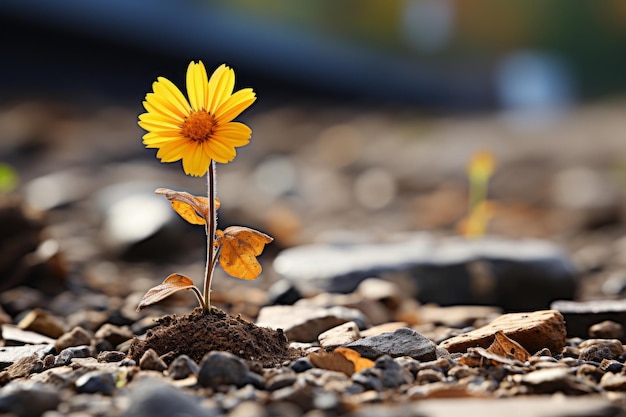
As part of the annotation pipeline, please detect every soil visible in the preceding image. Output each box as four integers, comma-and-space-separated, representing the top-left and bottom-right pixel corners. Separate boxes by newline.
128, 307, 302, 367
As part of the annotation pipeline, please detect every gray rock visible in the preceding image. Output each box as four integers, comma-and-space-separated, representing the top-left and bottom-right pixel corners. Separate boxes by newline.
1, 324, 55, 345
54, 326, 92, 352
167, 354, 199, 380
122, 379, 214, 417
0, 344, 55, 370
256, 305, 367, 343
355, 356, 414, 389
265, 368, 297, 391
290, 358, 313, 373
54, 345, 91, 366
274, 234, 576, 311
75, 370, 116, 395
197, 351, 251, 388
0, 381, 60, 417
346, 328, 437, 361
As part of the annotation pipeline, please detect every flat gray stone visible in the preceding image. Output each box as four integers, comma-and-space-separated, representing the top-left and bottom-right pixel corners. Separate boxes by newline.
0, 344, 55, 370
346, 328, 436, 361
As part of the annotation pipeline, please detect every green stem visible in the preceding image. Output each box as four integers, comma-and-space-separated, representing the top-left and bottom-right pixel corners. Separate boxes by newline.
203, 160, 217, 312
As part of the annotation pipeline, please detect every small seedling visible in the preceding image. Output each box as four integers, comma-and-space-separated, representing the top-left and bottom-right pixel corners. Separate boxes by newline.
136, 61, 272, 313
458, 150, 496, 238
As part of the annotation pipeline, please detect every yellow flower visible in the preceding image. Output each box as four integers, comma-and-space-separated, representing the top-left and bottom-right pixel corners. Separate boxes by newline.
138, 61, 256, 176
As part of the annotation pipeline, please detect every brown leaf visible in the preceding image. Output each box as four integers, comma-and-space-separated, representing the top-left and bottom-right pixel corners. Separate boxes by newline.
486, 330, 530, 362
216, 226, 273, 280
155, 188, 220, 225
460, 347, 523, 368
307, 347, 374, 376
136, 273, 197, 311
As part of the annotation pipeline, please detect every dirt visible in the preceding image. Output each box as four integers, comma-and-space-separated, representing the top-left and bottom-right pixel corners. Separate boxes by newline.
128, 307, 302, 367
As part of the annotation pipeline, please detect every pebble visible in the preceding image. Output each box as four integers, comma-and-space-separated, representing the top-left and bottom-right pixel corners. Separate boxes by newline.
94, 323, 134, 347
439, 310, 567, 355
514, 367, 599, 395
139, 349, 167, 372
319, 321, 361, 350
54, 326, 92, 352
600, 372, 626, 391
264, 368, 297, 391
121, 379, 214, 417
97, 350, 127, 363
0, 381, 61, 417
167, 355, 199, 380
589, 321, 624, 340
197, 351, 254, 389
578, 339, 623, 362
256, 305, 368, 343
0, 344, 55, 369
54, 345, 91, 366
290, 358, 314, 373
229, 400, 268, 417
346, 328, 437, 361
75, 370, 116, 395
16, 308, 66, 339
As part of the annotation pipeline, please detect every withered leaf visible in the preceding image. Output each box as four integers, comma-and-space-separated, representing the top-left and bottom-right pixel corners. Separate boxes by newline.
460, 347, 523, 368
216, 226, 273, 280
486, 330, 530, 362
136, 273, 197, 311
155, 188, 220, 225
307, 347, 374, 376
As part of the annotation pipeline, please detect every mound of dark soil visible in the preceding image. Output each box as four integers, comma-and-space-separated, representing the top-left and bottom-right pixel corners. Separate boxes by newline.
128, 307, 302, 367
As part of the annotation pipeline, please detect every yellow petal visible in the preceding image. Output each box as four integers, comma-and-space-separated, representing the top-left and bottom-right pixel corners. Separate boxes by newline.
144, 92, 188, 121
205, 139, 236, 163
143, 132, 184, 145
182, 143, 212, 176
156, 139, 192, 162
214, 88, 256, 124
186, 61, 209, 112
152, 77, 191, 116
207, 64, 235, 114
212, 122, 251, 146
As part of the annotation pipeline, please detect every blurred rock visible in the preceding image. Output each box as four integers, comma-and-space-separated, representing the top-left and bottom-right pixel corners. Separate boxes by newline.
139, 349, 167, 372
54, 326, 92, 352
256, 305, 368, 343
197, 351, 253, 388
418, 305, 502, 328
17, 308, 65, 339
273, 234, 577, 311
589, 321, 623, 340
551, 299, 626, 342
122, 379, 212, 417
0, 381, 60, 417
167, 355, 199, 380
75, 370, 116, 395
1, 325, 55, 345
318, 322, 361, 350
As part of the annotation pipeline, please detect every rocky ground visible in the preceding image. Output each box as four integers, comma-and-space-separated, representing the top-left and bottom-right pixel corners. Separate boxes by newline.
1, 98, 626, 416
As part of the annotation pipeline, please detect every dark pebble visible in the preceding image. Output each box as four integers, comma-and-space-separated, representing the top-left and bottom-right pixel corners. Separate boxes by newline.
121, 379, 214, 417
198, 351, 251, 388
0, 382, 60, 417
346, 328, 436, 361
75, 371, 116, 395
54, 345, 91, 366
290, 358, 314, 373
168, 355, 199, 380
97, 350, 126, 363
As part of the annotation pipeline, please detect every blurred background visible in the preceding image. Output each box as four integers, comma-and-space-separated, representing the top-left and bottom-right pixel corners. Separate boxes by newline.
1, 0, 626, 315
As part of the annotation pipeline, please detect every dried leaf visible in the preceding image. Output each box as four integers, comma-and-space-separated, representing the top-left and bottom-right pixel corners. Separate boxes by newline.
460, 347, 523, 368
216, 226, 273, 280
486, 330, 530, 362
136, 273, 197, 311
155, 188, 220, 225
307, 347, 374, 376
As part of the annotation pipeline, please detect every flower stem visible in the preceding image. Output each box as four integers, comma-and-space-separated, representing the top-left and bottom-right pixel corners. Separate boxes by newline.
203, 160, 217, 312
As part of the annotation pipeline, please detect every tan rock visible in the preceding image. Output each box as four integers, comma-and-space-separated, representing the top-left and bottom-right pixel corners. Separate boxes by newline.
318, 321, 360, 350
439, 310, 566, 355
18, 308, 65, 339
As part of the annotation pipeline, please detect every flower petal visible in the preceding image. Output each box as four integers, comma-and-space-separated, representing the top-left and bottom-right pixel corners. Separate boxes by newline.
207, 64, 235, 114
144, 92, 188, 121
183, 142, 212, 176
186, 61, 209, 112
155, 139, 192, 162
214, 88, 256, 124
212, 122, 252, 147
205, 139, 236, 163
152, 77, 191, 116
143, 132, 185, 146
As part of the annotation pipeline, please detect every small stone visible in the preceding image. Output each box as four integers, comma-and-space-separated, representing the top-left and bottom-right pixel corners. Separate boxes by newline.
5, 354, 43, 379
139, 349, 167, 372
121, 379, 209, 417
439, 310, 566, 355
54, 326, 92, 352
346, 328, 436, 361
17, 308, 65, 339
319, 321, 361, 350
416, 368, 444, 384
516, 367, 599, 395
578, 339, 623, 362
0, 381, 60, 416
229, 401, 268, 417
265, 368, 297, 391
256, 305, 367, 343
600, 372, 626, 390
589, 320, 624, 340
94, 323, 134, 347
198, 351, 250, 388
290, 358, 314, 373
97, 350, 126, 363
374, 356, 414, 388
75, 370, 116, 395
54, 345, 91, 366
167, 355, 199, 380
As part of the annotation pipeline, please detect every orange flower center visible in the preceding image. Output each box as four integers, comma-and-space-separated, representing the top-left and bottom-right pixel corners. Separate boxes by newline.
181, 111, 217, 143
